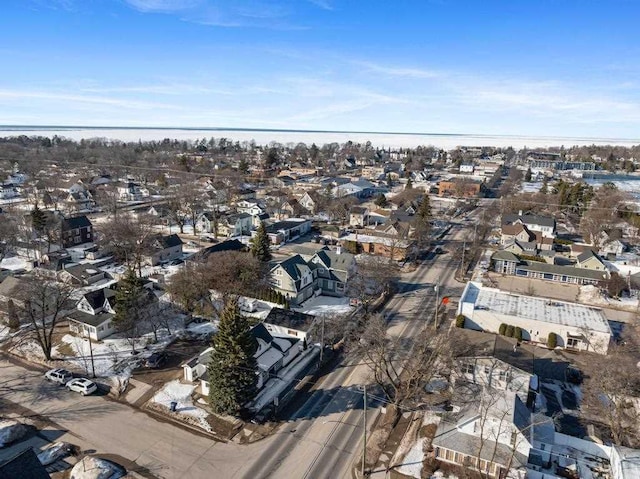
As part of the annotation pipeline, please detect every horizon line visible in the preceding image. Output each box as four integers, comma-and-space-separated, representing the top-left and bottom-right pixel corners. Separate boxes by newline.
1, 124, 639, 144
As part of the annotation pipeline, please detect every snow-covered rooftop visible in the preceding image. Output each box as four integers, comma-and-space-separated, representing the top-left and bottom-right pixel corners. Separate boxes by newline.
462, 282, 611, 334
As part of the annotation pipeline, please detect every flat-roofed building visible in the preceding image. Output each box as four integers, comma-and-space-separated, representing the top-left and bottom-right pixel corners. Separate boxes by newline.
458, 282, 612, 354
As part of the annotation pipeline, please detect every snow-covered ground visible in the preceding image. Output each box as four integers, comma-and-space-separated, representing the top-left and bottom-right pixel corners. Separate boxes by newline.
70, 456, 125, 479
396, 438, 425, 478
578, 284, 639, 311
56, 328, 176, 378
152, 380, 211, 431
294, 295, 354, 317
0, 255, 33, 271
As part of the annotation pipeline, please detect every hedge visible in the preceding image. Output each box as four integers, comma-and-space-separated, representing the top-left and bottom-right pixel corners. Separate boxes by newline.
505, 325, 515, 338
499, 323, 507, 336
455, 314, 465, 328
547, 332, 558, 349
514, 327, 523, 342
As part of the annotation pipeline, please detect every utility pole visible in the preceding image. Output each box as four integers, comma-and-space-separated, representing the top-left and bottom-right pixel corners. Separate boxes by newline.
460, 240, 466, 279
86, 331, 95, 378
362, 385, 367, 478
319, 315, 326, 365
434, 282, 440, 329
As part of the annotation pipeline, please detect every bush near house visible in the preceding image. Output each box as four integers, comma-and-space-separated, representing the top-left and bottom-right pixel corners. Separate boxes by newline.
519, 254, 546, 263
455, 314, 465, 328
547, 332, 558, 349
514, 327, 523, 342
499, 323, 507, 335
505, 325, 515, 337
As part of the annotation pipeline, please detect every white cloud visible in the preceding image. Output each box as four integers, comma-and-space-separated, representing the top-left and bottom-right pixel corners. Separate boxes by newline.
354, 60, 443, 79
307, 0, 333, 11
0, 89, 183, 111
124, 0, 203, 13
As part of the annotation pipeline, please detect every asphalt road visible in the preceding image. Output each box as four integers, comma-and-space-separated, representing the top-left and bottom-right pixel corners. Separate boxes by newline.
239, 219, 473, 479
0, 217, 476, 479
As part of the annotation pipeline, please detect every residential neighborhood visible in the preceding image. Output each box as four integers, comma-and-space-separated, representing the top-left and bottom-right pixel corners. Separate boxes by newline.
1, 136, 640, 479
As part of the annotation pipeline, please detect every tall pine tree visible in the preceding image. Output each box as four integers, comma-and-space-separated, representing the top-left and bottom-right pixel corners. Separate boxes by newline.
207, 297, 258, 415
30, 204, 47, 236
251, 221, 272, 262
113, 268, 149, 351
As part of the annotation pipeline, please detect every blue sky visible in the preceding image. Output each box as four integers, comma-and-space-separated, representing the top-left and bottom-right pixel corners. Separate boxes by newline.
1, 0, 640, 138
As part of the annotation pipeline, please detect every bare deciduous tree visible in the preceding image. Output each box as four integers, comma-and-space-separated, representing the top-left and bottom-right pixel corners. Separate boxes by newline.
15, 276, 74, 360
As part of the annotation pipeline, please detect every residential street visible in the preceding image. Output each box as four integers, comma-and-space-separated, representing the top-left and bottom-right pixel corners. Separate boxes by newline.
0, 218, 475, 479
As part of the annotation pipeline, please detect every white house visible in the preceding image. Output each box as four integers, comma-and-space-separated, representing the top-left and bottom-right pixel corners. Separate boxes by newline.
458, 282, 612, 354
502, 211, 556, 239
182, 323, 301, 393
68, 288, 117, 341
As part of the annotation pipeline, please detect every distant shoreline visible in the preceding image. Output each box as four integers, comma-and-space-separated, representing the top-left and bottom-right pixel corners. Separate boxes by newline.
1, 125, 638, 149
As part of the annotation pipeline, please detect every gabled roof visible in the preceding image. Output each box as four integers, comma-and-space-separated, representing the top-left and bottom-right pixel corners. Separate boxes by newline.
197, 240, 246, 260
82, 288, 116, 310
311, 248, 354, 272
68, 309, 114, 327
63, 264, 104, 281
264, 307, 317, 333
152, 234, 183, 249
492, 250, 520, 262
503, 212, 555, 229
576, 248, 603, 264
274, 254, 310, 282
61, 215, 92, 231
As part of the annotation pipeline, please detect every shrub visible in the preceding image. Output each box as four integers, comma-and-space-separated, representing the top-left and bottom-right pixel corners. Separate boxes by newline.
505, 325, 515, 337
547, 332, 558, 349
514, 327, 523, 342
455, 314, 465, 328
498, 323, 507, 336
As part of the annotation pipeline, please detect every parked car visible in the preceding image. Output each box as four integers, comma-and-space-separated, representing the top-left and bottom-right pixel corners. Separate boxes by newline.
146, 352, 168, 369
169, 259, 184, 266
44, 368, 73, 385
66, 378, 98, 396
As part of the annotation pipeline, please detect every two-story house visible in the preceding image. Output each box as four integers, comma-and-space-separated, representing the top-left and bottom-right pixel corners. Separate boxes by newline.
270, 254, 316, 304
502, 211, 556, 239
68, 288, 117, 341
144, 234, 183, 266
60, 215, 94, 248
217, 212, 253, 237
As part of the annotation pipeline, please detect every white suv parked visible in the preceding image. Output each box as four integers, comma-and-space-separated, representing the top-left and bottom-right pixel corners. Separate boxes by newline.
44, 368, 73, 385
66, 378, 98, 396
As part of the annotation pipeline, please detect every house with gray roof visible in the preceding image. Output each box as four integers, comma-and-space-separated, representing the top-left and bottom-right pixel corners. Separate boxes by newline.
270, 247, 355, 304
68, 287, 117, 340
433, 390, 532, 478
144, 234, 183, 266
502, 211, 556, 239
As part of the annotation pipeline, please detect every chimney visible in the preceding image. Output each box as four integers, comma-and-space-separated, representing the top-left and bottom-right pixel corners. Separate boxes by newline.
518, 210, 523, 216
336, 245, 342, 255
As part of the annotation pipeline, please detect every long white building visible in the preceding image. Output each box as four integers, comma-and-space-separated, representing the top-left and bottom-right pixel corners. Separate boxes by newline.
458, 282, 612, 355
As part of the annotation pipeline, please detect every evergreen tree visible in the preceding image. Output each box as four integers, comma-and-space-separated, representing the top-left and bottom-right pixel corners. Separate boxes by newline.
374, 193, 388, 208
30, 204, 47, 236
416, 195, 431, 220
251, 222, 272, 262
405, 177, 413, 190
386, 173, 393, 187
207, 297, 258, 415
525, 168, 532, 182
540, 176, 549, 194
113, 268, 148, 349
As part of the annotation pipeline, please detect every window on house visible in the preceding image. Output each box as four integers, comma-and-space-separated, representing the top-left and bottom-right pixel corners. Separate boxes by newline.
498, 370, 507, 381
462, 363, 474, 375
276, 269, 282, 276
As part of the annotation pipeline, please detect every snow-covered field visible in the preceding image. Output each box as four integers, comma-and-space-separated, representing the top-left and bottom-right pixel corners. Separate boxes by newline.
294, 295, 354, 317
396, 437, 426, 478
152, 380, 211, 431
0, 255, 33, 271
